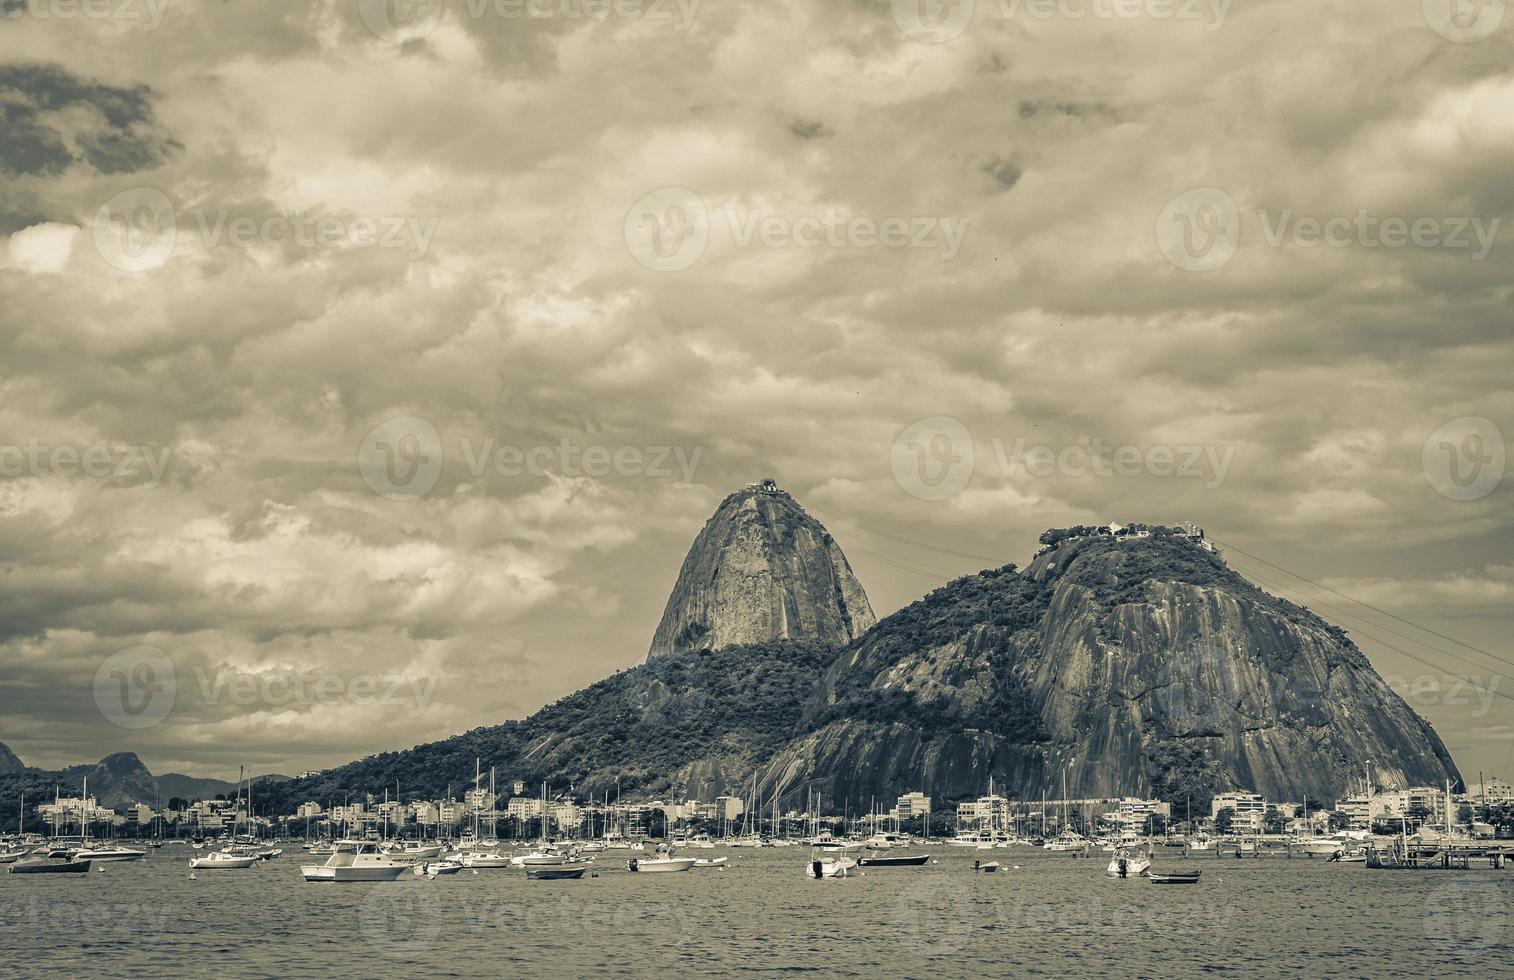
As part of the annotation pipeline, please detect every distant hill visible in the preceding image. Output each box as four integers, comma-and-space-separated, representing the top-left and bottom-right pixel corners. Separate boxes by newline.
0, 741, 24, 775
255, 640, 834, 815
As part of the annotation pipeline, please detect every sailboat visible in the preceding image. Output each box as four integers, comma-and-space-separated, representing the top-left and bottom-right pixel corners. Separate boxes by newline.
71, 778, 145, 863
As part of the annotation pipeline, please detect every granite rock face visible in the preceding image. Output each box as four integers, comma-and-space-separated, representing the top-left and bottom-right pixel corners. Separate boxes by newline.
758, 532, 1461, 807
0, 741, 23, 774
647, 484, 875, 661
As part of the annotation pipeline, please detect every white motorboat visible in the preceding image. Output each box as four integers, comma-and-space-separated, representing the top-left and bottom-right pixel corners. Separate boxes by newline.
190, 851, 260, 870
1106, 853, 1151, 878
73, 846, 146, 863
460, 851, 513, 868
415, 859, 464, 876
628, 855, 696, 873
806, 847, 857, 879
1301, 836, 1349, 857
511, 848, 567, 867
1044, 835, 1087, 852
947, 832, 993, 848
972, 860, 1000, 873
693, 856, 729, 868
687, 834, 716, 849
301, 840, 408, 882
398, 842, 444, 860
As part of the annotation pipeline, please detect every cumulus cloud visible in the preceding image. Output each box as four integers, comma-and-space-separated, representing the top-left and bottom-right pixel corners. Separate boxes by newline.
0, 0, 1508, 778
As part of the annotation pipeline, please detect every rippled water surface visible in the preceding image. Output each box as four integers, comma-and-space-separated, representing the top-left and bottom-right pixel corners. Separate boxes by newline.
3, 846, 1511, 978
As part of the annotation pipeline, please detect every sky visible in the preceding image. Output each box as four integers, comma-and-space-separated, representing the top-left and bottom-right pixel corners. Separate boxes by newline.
0, 0, 1509, 787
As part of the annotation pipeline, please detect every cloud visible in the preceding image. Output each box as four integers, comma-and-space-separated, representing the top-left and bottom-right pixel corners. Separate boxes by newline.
0, 1, 1509, 779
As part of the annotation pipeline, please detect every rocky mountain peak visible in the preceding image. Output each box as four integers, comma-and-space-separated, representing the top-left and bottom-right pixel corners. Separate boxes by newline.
647, 481, 876, 661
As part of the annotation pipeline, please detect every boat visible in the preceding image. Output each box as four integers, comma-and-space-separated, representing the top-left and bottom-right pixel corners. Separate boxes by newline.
300, 840, 409, 882
1328, 848, 1367, 864
687, 834, 716, 849
72, 846, 146, 863
190, 851, 259, 870
527, 864, 588, 880
947, 832, 994, 848
1148, 870, 1202, 884
1301, 836, 1349, 857
857, 852, 931, 867
1044, 835, 1087, 852
512, 847, 568, 867
806, 850, 858, 879
692, 856, 728, 869
628, 855, 696, 873
10, 857, 92, 874
1106, 853, 1151, 878
415, 859, 464, 876
398, 842, 444, 860
1186, 834, 1213, 852
972, 860, 1000, 873
0, 847, 30, 864
460, 851, 513, 868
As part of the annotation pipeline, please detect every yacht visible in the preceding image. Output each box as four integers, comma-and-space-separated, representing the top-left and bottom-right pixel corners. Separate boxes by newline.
947, 831, 993, 848
805, 848, 858, 879
627, 854, 696, 873
72, 846, 146, 863
190, 851, 260, 870
460, 851, 513, 868
300, 840, 408, 882
1044, 834, 1088, 852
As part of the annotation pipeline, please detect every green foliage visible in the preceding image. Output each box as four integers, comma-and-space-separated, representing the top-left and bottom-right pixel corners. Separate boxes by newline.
256, 640, 833, 814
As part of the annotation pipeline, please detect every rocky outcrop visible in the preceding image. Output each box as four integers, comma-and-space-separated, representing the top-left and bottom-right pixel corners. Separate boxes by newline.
76, 752, 159, 810
647, 483, 875, 661
758, 532, 1460, 807
0, 742, 23, 774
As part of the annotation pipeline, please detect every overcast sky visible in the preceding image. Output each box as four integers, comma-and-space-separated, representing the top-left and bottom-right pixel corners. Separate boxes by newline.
0, 1, 1508, 787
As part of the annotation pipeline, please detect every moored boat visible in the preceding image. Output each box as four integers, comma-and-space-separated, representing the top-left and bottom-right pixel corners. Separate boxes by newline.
628, 855, 696, 873
73, 846, 146, 863
527, 864, 587, 880
190, 851, 259, 870
1148, 870, 1202, 884
301, 840, 408, 882
10, 857, 92, 874
857, 852, 931, 867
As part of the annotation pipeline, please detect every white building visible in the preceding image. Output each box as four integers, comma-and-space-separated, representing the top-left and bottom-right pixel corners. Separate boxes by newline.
1211, 792, 1267, 830
895, 792, 931, 821
957, 794, 1010, 832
